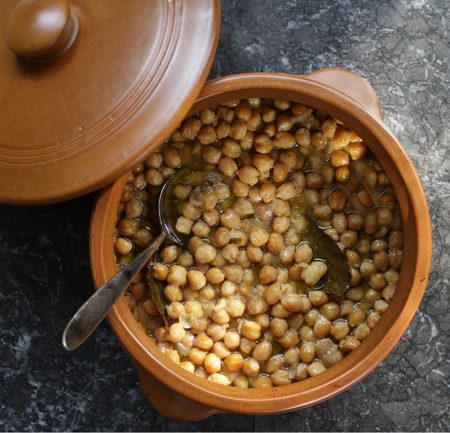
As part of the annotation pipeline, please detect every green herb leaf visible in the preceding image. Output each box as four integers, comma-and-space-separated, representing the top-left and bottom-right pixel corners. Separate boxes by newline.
146, 270, 169, 327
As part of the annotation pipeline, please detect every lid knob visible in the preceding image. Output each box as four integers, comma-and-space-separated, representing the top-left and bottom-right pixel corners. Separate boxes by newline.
4, 0, 77, 61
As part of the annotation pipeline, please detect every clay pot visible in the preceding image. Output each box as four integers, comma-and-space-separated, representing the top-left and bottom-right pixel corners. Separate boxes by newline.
90, 70, 432, 420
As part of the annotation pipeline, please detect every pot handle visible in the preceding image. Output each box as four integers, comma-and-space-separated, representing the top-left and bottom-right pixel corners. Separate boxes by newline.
134, 363, 220, 421
4, 0, 77, 61
304, 68, 383, 120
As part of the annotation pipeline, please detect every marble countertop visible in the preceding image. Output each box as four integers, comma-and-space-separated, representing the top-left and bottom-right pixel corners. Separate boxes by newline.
1, 0, 449, 431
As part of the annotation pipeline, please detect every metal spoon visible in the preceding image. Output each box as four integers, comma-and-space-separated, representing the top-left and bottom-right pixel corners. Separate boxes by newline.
62, 176, 186, 351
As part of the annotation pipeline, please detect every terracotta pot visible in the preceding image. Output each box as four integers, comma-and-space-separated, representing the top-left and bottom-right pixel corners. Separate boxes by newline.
90, 70, 432, 421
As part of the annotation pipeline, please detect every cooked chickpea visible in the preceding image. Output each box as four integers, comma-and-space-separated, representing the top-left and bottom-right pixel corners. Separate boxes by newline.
115, 237, 132, 255
308, 361, 326, 377
249, 226, 269, 247
167, 265, 187, 286
302, 261, 328, 286
242, 358, 260, 377
270, 318, 288, 338
195, 244, 217, 264
168, 323, 186, 343
295, 243, 313, 263
119, 98, 402, 388
241, 321, 262, 340
186, 269, 206, 291
348, 307, 365, 327
308, 290, 329, 306
259, 265, 278, 285
280, 292, 303, 312
224, 353, 244, 372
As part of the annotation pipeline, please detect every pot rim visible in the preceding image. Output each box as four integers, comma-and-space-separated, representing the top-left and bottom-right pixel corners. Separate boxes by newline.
90, 72, 432, 414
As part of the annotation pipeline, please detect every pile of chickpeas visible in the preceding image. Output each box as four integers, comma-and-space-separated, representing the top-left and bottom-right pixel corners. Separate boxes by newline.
114, 98, 403, 388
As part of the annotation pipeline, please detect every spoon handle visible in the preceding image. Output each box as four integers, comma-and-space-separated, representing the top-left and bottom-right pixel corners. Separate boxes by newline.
62, 232, 166, 351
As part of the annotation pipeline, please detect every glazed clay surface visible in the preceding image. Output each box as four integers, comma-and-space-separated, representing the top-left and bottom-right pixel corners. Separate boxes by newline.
0, 0, 448, 431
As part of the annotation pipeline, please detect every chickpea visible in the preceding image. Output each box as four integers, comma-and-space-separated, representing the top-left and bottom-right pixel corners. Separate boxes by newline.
221, 280, 237, 297
220, 208, 241, 229
302, 261, 328, 286
308, 290, 329, 306
144, 168, 163, 186
348, 307, 365, 327
273, 162, 289, 183
335, 166, 350, 183
329, 190, 347, 212
260, 183, 276, 203
193, 332, 214, 351
125, 197, 143, 218
221, 244, 239, 263
212, 342, 231, 359
263, 283, 282, 305
241, 321, 262, 340
195, 244, 217, 264
276, 182, 297, 200
202, 145, 222, 164
212, 309, 230, 325
277, 329, 300, 348
311, 132, 326, 150
230, 119, 248, 140
330, 150, 350, 167
238, 166, 260, 185
145, 152, 163, 169
115, 237, 132, 255
163, 147, 182, 168
258, 265, 278, 285
187, 269, 206, 291
319, 302, 340, 321
224, 331, 241, 350
152, 262, 168, 281
382, 283, 396, 302
254, 134, 273, 154
202, 353, 221, 374
313, 315, 332, 338
308, 361, 326, 377
271, 369, 291, 386
247, 245, 263, 263
273, 132, 296, 149
242, 358, 260, 377
272, 216, 290, 234
207, 373, 230, 386
270, 318, 288, 338
167, 265, 187, 286
280, 293, 302, 312
252, 154, 275, 177
347, 141, 367, 160
232, 179, 250, 198
339, 335, 361, 352
224, 353, 244, 372
246, 294, 269, 314
175, 216, 194, 235
117, 219, 139, 238
168, 323, 186, 343
354, 323, 371, 341
182, 202, 202, 219
374, 299, 389, 314
367, 311, 381, 328
330, 320, 349, 340
294, 243, 313, 264
249, 226, 269, 247
240, 338, 256, 355
219, 156, 238, 177
180, 361, 195, 373
271, 198, 291, 217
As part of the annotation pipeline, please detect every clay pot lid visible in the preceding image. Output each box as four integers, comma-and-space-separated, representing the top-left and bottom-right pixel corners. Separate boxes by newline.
0, 0, 220, 204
